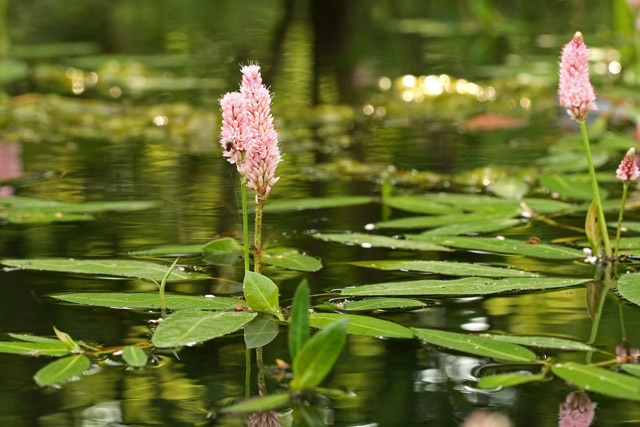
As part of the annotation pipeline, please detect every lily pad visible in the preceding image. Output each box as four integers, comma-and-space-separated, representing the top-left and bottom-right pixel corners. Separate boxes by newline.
350, 260, 538, 278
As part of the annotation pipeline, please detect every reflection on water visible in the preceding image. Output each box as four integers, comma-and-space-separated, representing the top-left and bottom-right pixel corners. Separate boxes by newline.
0, 141, 21, 197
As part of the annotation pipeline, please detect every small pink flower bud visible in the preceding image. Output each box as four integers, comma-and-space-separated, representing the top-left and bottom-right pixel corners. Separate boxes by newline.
559, 392, 596, 427
558, 32, 597, 122
616, 148, 640, 182
616, 342, 639, 364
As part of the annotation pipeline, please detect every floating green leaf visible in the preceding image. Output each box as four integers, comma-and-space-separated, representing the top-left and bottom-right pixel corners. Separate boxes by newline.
552, 362, 640, 400
309, 313, 413, 338
341, 277, 588, 297
7, 334, 61, 344
0, 210, 94, 224
0, 342, 69, 356
53, 293, 238, 310
313, 233, 451, 252
376, 210, 518, 229
0, 197, 156, 213
289, 280, 310, 361
263, 248, 322, 272
491, 177, 529, 200
243, 271, 284, 321
421, 218, 521, 236
336, 298, 426, 311
0, 259, 206, 282
291, 318, 349, 391
412, 328, 536, 362
406, 235, 585, 259
616, 274, 640, 306
418, 193, 571, 214
540, 174, 607, 201
622, 365, 640, 378
479, 334, 594, 351
478, 372, 546, 389
244, 315, 279, 349
382, 196, 461, 215
609, 221, 640, 233
221, 394, 291, 413
129, 244, 206, 256
151, 310, 256, 348
34, 355, 90, 386
537, 151, 608, 173
122, 346, 148, 367
350, 260, 538, 278
264, 196, 373, 213
53, 327, 81, 353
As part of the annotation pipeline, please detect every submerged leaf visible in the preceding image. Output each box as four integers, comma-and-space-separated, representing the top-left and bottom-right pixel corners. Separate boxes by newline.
0, 259, 207, 282
552, 362, 640, 401
341, 277, 588, 296
406, 235, 585, 259
313, 233, 451, 252
412, 328, 536, 362
53, 293, 238, 310
151, 310, 256, 348
350, 260, 538, 278
309, 313, 413, 338
34, 355, 90, 386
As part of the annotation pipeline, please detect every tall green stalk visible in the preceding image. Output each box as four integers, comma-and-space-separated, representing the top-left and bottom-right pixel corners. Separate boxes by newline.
615, 181, 630, 257
253, 199, 264, 274
579, 121, 612, 256
158, 258, 179, 318
240, 180, 250, 271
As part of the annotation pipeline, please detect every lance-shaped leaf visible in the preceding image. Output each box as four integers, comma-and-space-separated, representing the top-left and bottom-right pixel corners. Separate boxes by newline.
264, 196, 373, 213
151, 310, 256, 348
0, 259, 207, 282
309, 313, 413, 339
243, 271, 284, 321
291, 318, 349, 391
585, 200, 601, 256
289, 280, 310, 361
313, 233, 451, 252
7, 334, 61, 344
418, 193, 571, 214
622, 365, 640, 378
382, 196, 461, 215
479, 334, 594, 351
617, 274, 640, 306
478, 372, 546, 389
34, 355, 90, 386
341, 277, 588, 297
540, 174, 607, 201
262, 248, 322, 272
244, 315, 279, 349
405, 235, 584, 259
491, 177, 529, 200
350, 260, 538, 278
334, 298, 426, 311
552, 362, 640, 401
53, 292, 238, 310
412, 328, 536, 362
422, 218, 521, 236
0, 342, 70, 356
376, 210, 519, 230
221, 394, 291, 414
122, 346, 148, 367
53, 327, 81, 353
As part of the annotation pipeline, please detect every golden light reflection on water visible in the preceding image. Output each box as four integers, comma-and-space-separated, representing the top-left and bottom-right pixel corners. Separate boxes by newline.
388, 73, 497, 103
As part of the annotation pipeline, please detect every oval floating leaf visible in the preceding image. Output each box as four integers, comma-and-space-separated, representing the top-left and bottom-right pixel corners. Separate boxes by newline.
244, 315, 279, 349
491, 177, 529, 200
412, 328, 536, 362
540, 174, 607, 201
406, 235, 585, 259
0, 210, 93, 224
342, 277, 587, 296
309, 313, 413, 338
122, 346, 148, 367
263, 248, 322, 272
291, 318, 349, 391
478, 372, 546, 389
622, 365, 640, 378
422, 218, 521, 236
479, 334, 594, 351
0, 259, 207, 282
382, 196, 461, 215
152, 310, 256, 348
418, 193, 571, 214
552, 362, 640, 401
616, 274, 640, 306
129, 244, 206, 256
34, 355, 90, 386
222, 394, 291, 414
350, 260, 538, 278
336, 298, 426, 311
243, 271, 284, 321
289, 280, 310, 361
313, 233, 451, 252
376, 210, 518, 230
53, 293, 238, 310
264, 196, 372, 213
0, 342, 69, 356
537, 151, 608, 173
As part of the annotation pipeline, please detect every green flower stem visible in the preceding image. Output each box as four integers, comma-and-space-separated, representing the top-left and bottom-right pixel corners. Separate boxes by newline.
614, 181, 630, 258
256, 346, 267, 394
159, 258, 179, 318
579, 121, 612, 256
619, 302, 628, 342
244, 348, 251, 398
254, 199, 264, 274
241, 181, 250, 272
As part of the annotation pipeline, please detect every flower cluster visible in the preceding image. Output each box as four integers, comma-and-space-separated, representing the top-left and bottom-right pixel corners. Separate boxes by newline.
219, 65, 281, 201
616, 148, 640, 182
558, 32, 597, 122
558, 392, 596, 427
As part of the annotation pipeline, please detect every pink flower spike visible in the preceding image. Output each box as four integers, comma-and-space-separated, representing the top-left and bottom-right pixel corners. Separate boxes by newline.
219, 91, 250, 175
616, 148, 640, 182
559, 392, 596, 427
558, 32, 597, 122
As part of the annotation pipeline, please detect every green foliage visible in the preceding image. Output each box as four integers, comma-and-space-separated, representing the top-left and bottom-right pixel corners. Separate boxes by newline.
334, 298, 426, 311
289, 280, 310, 361
222, 394, 291, 413
313, 233, 452, 251
243, 271, 284, 321
262, 248, 322, 272
309, 313, 413, 338
478, 372, 546, 388
350, 260, 538, 277
264, 196, 373, 212
34, 355, 90, 386
243, 315, 279, 349
53, 292, 238, 310
552, 362, 640, 401
122, 346, 147, 367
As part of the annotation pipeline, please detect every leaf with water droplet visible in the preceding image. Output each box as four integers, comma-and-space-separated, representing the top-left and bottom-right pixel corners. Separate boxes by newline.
313, 233, 451, 252
309, 313, 413, 338
350, 260, 539, 278
552, 362, 640, 401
